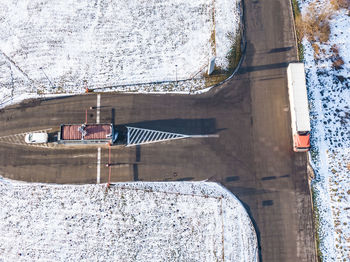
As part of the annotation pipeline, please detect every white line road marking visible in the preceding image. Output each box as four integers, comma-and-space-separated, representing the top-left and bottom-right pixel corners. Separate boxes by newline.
72, 154, 96, 158
190, 134, 220, 138
97, 147, 101, 184
96, 94, 101, 124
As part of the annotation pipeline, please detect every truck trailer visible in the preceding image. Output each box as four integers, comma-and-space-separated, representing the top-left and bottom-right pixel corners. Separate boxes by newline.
57, 123, 117, 145
287, 63, 311, 152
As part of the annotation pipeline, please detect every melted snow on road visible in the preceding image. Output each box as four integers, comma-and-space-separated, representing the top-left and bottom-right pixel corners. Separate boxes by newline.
298, 0, 350, 260
0, 180, 258, 261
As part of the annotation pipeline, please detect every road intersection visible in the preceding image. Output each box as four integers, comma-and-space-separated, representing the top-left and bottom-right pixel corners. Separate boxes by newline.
0, 0, 316, 261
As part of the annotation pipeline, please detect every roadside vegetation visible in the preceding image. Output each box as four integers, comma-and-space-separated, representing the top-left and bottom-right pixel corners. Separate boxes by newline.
204, 28, 243, 88
293, 0, 349, 64
291, 0, 305, 61
311, 187, 324, 262
227, 31, 243, 73
202, 0, 243, 88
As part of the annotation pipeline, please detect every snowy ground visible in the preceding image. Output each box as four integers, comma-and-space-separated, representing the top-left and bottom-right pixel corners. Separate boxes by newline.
297, 0, 350, 260
0, 0, 241, 108
0, 179, 258, 262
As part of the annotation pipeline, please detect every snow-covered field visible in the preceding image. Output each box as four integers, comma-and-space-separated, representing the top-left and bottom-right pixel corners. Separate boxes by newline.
0, 179, 258, 261
0, 0, 241, 107
297, 0, 350, 260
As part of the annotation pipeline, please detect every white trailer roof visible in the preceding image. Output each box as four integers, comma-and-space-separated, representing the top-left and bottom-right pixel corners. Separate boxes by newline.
287, 63, 311, 132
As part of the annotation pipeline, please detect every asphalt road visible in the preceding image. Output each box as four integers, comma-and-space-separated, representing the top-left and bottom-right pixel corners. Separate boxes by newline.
0, 0, 316, 261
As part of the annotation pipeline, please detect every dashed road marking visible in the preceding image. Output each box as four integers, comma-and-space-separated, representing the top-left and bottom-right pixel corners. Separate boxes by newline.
96, 94, 101, 124
97, 147, 101, 184
72, 154, 96, 158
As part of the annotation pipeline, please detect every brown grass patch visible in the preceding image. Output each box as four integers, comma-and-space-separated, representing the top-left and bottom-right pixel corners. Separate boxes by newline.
298, 0, 350, 43
330, 0, 350, 10
330, 44, 345, 69
295, 3, 331, 43
295, 14, 304, 41
333, 58, 345, 69
312, 43, 321, 59
330, 44, 340, 55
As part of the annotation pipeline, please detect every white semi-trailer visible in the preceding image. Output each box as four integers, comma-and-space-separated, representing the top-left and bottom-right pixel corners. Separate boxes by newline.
287, 63, 311, 152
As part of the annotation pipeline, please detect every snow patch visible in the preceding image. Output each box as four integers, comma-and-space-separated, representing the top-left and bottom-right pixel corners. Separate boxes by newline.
0, 179, 258, 261
298, 0, 350, 260
0, 0, 241, 107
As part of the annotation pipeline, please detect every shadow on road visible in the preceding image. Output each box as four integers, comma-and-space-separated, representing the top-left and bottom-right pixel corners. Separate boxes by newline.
239, 62, 289, 74
268, 46, 293, 53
